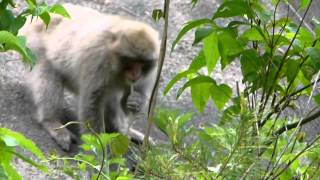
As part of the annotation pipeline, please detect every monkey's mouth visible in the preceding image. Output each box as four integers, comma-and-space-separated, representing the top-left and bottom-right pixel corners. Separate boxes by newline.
125, 78, 138, 85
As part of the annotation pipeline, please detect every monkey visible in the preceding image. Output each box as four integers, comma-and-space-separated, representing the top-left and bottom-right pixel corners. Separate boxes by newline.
20, 4, 159, 151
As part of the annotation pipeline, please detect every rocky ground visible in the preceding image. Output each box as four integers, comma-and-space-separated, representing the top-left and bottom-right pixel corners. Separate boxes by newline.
0, 0, 318, 179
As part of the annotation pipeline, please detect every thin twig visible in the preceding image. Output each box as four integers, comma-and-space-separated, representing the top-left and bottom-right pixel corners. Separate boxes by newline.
135, 0, 170, 175
143, 0, 170, 148
273, 110, 320, 137
262, 0, 313, 113
271, 134, 320, 179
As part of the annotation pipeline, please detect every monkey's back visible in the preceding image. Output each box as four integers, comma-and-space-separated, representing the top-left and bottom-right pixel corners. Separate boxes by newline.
20, 4, 125, 90
20, 4, 159, 93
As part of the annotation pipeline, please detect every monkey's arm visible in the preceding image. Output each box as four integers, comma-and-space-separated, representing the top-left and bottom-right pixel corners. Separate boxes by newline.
78, 62, 108, 134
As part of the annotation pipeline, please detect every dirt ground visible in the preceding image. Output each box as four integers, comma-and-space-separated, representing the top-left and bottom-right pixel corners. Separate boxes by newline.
0, 0, 318, 179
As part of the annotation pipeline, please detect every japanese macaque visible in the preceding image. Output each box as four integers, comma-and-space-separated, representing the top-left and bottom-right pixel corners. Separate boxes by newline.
20, 4, 159, 151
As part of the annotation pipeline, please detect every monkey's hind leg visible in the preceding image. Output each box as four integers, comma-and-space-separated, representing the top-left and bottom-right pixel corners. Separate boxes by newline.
30, 61, 75, 151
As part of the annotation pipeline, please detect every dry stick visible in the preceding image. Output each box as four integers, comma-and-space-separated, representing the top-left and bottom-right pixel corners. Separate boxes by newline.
259, 78, 320, 128
143, 0, 170, 152
257, 109, 320, 157
271, 134, 320, 179
133, 1, 170, 176
273, 110, 320, 137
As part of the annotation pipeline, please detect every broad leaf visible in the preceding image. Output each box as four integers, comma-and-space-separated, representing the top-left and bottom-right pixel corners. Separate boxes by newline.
306, 47, 320, 71
240, 27, 265, 41
164, 69, 197, 95
203, 32, 219, 74
110, 134, 129, 156
188, 50, 206, 70
50, 4, 70, 18
193, 27, 214, 45
286, 59, 300, 82
0, 128, 45, 160
39, 12, 50, 28
218, 30, 244, 69
300, 0, 311, 10
191, 83, 211, 112
210, 83, 232, 111
314, 94, 320, 106
171, 19, 214, 52
176, 112, 194, 129
240, 49, 262, 82
177, 75, 215, 99
0, 31, 35, 65
213, 1, 253, 19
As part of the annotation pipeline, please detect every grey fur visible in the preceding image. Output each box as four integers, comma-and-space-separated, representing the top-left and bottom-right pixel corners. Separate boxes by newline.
20, 4, 159, 151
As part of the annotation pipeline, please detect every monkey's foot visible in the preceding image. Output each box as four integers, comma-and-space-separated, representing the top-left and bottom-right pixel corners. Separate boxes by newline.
42, 121, 75, 151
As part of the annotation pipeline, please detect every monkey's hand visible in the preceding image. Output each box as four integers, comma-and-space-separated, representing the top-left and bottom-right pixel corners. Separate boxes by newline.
126, 91, 145, 114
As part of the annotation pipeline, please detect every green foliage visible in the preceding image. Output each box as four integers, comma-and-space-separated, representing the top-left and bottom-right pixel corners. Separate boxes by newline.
0, 0, 69, 66
49, 133, 133, 180
152, 9, 163, 21
148, 0, 320, 179
0, 128, 47, 180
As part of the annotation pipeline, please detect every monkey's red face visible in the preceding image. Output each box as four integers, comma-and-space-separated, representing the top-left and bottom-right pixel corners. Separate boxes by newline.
125, 62, 144, 82
120, 56, 156, 84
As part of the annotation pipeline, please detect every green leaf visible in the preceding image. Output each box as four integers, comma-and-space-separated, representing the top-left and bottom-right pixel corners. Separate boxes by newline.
164, 51, 206, 95
306, 47, 320, 71
227, 21, 249, 28
203, 32, 219, 74
240, 27, 265, 41
163, 69, 197, 95
0, 9, 14, 32
188, 50, 206, 70
314, 94, 320, 106
99, 133, 119, 146
300, 0, 311, 10
39, 12, 50, 28
25, 0, 36, 9
193, 27, 214, 45
191, 0, 199, 7
0, 128, 45, 160
110, 134, 129, 156
286, 60, 300, 82
297, 28, 315, 46
176, 112, 193, 129
240, 49, 262, 82
171, 19, 214, 52
50, 4, 70, 18
10, 15, 26, 35
213, 1, 253, 19
154, 108, 179, 136
8, 150, 48, 172
152, 9, 163, 21
0, 165, 8, 180
210, 83, 232, 111
218, 30, 244, 69
2, 136, 19, 147
0, 151, 21, 180
191, 83, 211, 112
220, 105, 240, 125
0, 31, 35, 65
301, 60, 317, 80
177, 75, 215, 99
251, 2, 272, 25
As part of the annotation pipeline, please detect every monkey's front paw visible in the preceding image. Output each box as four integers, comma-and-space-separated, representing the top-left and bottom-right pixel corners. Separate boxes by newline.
126, 92, 144, 113
42, 121, 76, 151
52, 129, 74, 151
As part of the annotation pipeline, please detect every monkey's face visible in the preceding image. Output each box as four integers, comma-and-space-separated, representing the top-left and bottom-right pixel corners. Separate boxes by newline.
120, 57, 156, 85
